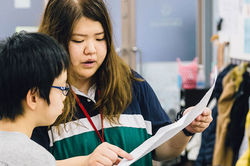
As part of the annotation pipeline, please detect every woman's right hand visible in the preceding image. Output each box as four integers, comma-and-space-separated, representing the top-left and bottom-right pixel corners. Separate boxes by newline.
85, 142, 133, 166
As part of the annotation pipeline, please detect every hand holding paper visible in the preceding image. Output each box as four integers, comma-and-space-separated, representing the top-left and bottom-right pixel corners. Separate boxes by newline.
118, 74, 217, 166
185, 107, 213, 134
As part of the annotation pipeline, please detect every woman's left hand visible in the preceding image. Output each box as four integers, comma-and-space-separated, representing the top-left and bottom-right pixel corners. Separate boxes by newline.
184, 107, 213, 134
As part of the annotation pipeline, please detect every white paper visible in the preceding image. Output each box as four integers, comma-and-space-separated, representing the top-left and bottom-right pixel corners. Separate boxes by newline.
118, 74, 217, 166
16, 26, 38, 33
14, 0, 31, 9
218, 0, 240, 35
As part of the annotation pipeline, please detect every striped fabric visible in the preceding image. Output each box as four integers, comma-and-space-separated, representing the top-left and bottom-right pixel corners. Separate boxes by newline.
32, 72, 171, 166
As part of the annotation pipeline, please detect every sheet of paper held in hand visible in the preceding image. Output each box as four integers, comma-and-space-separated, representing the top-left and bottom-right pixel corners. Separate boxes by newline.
118, 74, 217, 166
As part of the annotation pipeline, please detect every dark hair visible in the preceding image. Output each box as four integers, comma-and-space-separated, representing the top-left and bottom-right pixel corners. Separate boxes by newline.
39, 0, 112, 53
40, 0, 140, 124
0, 31, 69, 121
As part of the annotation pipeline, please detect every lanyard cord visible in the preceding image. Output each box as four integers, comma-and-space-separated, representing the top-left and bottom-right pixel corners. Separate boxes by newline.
72, 90, 104, 143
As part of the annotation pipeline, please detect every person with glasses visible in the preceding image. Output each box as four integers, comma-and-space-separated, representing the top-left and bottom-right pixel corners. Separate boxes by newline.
51, 83, 70, 96
31, 0, 213, 165
0, 31, 69, 166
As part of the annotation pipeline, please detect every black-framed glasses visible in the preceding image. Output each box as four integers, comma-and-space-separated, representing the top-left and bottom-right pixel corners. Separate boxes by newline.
51, 83, 70, 96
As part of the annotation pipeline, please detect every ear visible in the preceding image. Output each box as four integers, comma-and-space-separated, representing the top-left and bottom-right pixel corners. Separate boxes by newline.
25, 89, 39, 110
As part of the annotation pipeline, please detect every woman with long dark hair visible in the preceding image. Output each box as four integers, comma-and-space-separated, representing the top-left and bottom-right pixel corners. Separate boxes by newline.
32, 0, 213, 165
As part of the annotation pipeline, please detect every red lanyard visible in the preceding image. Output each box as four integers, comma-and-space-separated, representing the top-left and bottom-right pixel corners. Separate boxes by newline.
72, 90, 104, 143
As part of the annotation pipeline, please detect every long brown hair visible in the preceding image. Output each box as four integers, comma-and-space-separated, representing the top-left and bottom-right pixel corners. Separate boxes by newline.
39, 0, 139, 124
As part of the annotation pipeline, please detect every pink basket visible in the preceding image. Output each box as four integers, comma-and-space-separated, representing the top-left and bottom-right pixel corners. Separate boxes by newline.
177, 57, 198, 89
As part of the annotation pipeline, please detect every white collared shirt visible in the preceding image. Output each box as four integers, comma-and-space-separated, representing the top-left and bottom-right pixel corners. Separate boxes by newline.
71, 84, 97, 103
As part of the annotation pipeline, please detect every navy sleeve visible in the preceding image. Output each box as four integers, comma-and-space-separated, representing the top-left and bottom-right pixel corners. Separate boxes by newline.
31, 126, 50, 151
132, 71, 172, 135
